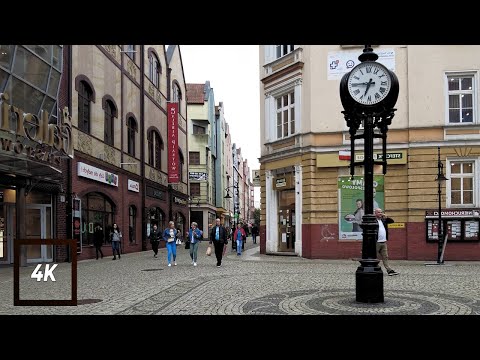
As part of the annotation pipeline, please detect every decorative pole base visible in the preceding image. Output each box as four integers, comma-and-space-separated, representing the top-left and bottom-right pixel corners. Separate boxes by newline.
356, 259, 384, 303
356, 214, 384, 303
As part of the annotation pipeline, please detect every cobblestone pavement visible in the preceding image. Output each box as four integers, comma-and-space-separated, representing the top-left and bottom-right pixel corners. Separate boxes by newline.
1, 238, 480, 315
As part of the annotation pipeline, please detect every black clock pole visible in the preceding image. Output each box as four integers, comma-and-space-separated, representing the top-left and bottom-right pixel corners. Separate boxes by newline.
340, 45, 399, 303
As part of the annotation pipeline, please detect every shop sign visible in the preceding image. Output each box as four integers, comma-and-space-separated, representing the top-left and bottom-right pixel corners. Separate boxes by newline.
128, 179, 140, 192
77, 162, 118, 187
0, 92, 73, 168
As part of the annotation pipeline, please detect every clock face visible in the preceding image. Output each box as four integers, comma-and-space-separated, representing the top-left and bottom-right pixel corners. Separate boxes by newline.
347, 62, 391, 106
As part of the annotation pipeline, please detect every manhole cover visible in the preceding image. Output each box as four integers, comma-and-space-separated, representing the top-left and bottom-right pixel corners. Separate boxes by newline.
142, 268, 163, 271
77, 299, 103, 305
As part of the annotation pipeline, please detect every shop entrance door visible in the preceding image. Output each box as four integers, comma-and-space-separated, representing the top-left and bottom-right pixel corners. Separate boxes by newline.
0, 205, 14, 264
278, 206, 296, 252
26, 206, 53, 263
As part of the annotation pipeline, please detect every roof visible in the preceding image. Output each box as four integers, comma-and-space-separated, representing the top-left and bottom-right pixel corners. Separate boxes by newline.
186, 83, 205, 104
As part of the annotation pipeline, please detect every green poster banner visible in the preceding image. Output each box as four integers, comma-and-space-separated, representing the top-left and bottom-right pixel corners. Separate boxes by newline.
338, 175, 384, 240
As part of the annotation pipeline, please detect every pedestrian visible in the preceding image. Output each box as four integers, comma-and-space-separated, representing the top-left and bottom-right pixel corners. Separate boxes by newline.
187, 222, 203, 266
110, 223, 122, 260
234, 223, 247, 256
209, 218, 228, 267
93, 224, 104, 260
149, 224, 161, 258
375, 208, 399, 276
251, 224, 258, 244
162, 221, 178, 267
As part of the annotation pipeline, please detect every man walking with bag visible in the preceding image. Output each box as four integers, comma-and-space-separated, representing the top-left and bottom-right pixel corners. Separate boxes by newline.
209, 218, 228, 267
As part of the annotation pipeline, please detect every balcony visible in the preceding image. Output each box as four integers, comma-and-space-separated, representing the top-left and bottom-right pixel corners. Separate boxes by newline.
262, 47, 304, 80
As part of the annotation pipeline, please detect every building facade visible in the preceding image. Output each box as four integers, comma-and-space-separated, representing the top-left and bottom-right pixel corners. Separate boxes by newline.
0, 45, 70, 265
71, 45, 187, 260
187, 82, 217, 234
259, 45, 480, 260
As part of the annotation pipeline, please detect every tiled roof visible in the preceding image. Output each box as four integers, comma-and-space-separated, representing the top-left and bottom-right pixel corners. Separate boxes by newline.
186, 83, 205, 104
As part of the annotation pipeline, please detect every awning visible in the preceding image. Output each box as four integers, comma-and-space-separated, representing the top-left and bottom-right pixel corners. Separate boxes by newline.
0, 152, 63, 183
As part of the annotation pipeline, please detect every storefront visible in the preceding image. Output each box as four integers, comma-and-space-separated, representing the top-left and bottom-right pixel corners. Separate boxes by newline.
264, 163, 303, 256
0, 45, 70, 265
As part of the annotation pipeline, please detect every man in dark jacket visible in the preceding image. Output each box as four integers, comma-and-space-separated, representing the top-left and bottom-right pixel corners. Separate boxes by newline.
149, 224, 161, 258
375, 208, 399, 276
93, 224, 104, 260
209, 218, 228, 267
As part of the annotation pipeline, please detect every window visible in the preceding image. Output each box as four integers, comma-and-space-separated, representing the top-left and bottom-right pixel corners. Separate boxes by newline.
125, 45, 135, 61
448, 160, 476, 206
104, 100, 115, 146
147, 129, 163, 169
276, 91, 295, 139
276, 45, 294, 59
148, 207, 165, 230
190, 183, 200, 197
127, 117, 137, 156
78, 81, 93, 133
80, 192, 115, 246
189, 151, 200, 165
129, 205, 136, 244
173, 83, 182, 112
193, 125, 206, 134
447, 73, 475, 124
179, 150, 184, 182
149, 53, 160, 88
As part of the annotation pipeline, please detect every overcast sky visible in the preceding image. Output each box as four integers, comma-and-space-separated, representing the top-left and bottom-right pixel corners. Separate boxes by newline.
180, 45, 261, 206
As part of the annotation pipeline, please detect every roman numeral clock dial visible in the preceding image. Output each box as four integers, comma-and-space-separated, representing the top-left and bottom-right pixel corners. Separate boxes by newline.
347, 62, 391, 106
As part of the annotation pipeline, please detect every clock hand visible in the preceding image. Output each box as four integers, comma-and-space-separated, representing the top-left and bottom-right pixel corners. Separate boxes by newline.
364, 78, 373, 96
351, 82, 375, 87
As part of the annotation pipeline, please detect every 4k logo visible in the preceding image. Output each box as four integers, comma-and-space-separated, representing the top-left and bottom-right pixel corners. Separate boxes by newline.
31, 264, 58, 282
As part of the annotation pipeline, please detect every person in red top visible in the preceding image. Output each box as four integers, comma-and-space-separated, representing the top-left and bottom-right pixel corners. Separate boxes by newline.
234, 223, 247, 256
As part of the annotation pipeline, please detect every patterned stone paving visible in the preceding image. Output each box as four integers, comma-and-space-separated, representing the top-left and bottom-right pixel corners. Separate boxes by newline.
1, 239, 479, 315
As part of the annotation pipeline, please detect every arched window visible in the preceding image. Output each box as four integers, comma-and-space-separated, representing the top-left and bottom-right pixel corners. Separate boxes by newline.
80, 192, 115, 246
127, 116, 137, 156
78, 81, 93, 133
178, 149, 184, 182
149, 53, 160, 88
148, 207, 165, 230
104, 100, 115, 146
147, 129, 163, 170
129, 205, 137, 244
173, 82, 182, 113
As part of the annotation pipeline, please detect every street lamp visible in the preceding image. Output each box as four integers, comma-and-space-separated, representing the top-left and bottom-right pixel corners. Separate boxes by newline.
224, 179, 239, 249
435, 146, 448, 264
340, 45, 399, 303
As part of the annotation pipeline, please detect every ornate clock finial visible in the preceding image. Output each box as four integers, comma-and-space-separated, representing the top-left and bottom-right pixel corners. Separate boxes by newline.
358, 44, 378, 62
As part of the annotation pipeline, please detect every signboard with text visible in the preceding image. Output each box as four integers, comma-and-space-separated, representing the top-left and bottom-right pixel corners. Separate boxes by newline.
77, 162, 118, 187
252, 170, 260, 187
327, 48, 395, 80
128, 179, 140, 192
338, 175, 384, 240
167, 102, 179, 183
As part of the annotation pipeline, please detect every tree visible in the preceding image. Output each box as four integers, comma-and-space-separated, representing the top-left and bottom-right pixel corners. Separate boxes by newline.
254, 208, 260, 227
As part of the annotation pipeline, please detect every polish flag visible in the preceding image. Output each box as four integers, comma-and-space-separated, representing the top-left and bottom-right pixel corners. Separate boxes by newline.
339, 150, 351, 161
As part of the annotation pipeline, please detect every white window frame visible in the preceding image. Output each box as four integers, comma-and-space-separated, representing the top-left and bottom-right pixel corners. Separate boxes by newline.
444, 71, 478, 125
265, 78, 302, 143
275, 45, 295, 59
275, 91, 295, 140
264, 45, 297, 64
446, 157, 479, 207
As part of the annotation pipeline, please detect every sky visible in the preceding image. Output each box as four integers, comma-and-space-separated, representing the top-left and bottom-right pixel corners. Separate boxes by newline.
179, 45, 261, 207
